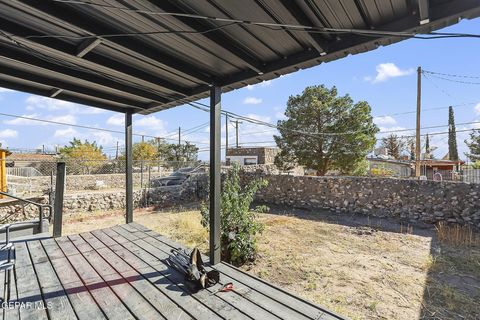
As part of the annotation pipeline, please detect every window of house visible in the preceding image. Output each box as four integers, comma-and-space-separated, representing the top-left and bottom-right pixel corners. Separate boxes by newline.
244, 157, 257, 165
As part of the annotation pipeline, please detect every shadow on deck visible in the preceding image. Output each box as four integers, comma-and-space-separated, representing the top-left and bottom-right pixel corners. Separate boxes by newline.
0, 222, 344, 320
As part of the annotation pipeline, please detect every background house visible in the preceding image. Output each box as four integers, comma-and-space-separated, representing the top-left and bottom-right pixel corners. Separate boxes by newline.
367, 158, 412, 178
226, 147, 279, 166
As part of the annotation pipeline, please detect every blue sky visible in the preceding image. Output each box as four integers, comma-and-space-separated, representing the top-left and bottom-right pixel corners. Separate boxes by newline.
1, 17, 480, 161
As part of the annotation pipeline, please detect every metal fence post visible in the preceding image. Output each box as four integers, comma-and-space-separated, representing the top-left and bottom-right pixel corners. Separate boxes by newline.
53, 162, 66, 238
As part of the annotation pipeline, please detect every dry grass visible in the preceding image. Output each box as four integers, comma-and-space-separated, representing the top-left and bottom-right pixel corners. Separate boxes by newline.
59, 207, 480, 320
435, 221, 480, 247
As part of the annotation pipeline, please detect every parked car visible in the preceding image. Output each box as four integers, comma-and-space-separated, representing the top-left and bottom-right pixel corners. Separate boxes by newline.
150, 166, 203, 187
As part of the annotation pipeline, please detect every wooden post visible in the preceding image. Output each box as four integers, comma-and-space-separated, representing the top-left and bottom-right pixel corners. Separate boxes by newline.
53, 162, 66, 237
210, 86, 221, 265
0, 149, 6, 199
415, 66, 422, 177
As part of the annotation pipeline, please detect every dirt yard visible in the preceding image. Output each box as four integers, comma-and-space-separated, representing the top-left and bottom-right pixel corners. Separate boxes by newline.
58, 206, 480, 320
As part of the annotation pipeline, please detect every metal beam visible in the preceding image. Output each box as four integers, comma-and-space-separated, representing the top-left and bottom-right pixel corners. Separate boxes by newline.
53, 162, 66, 238
209, 86, 222, 265
14, 0, 213, 84
125, 110, 134, 224
418, 0, 430, 25
261, 0, 328, 54
215, 0, 480, 89
0, 64, 148, 109
0, 77, 131, 113
0, 40, 173, 104
147, 0, 265, 74
76, 38, 102, 58
0, 16, 191, 99
50, 38, 102, 97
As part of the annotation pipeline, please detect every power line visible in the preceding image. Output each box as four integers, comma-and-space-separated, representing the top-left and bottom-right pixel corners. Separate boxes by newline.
23, 22, 240, 40
188, 101, 480, 137
47, 0, 480, 40
0, 111, 209, 145
423, 70, 480, 79
423, 73, 480, 85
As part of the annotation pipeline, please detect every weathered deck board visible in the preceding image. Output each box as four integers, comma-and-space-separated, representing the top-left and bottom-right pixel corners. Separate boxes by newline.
26, 240, 77, 320
14, 242, 49, 320
40, 238, 106, 319
113, 226, 282, 320
128, 222, 342, 320
55, 238, 135, 320
1, 223, 344, 320
97, 228, 250, 320
89, 230, 222, 320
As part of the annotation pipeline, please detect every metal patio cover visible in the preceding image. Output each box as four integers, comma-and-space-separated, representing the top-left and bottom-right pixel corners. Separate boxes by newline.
0, 0, 479, 115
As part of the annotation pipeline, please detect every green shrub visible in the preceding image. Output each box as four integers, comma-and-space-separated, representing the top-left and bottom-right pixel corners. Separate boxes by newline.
200, 163, 268, 266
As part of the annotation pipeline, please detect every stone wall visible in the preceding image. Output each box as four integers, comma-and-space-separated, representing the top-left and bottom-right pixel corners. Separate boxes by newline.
248, 174, 480, 228
0, 173, 208, 222
3, 172, 479, 229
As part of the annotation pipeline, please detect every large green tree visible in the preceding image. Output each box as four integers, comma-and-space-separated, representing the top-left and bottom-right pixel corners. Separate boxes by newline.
448, 106, 459, 161
274, 85, 378, 175
465, 129, 480, 163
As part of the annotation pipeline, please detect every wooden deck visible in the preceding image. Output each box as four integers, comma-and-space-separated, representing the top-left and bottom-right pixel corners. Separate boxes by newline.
1, 223, 343, 320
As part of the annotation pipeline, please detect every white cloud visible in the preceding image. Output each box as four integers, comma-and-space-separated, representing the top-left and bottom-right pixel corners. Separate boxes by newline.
3, 114, 40, 125
0, 129, 18, 139
243, 96, 263, 105
275, 111, 286, 120
92, 131, 116, 146
106, 114, 124, 126
25, 95, 106, 114
0, 88, 13, 93
50, 114, 76, 124
54, 127, 78, 138
378, 126, 407, 133
365, 63, 414, 83
373, 115, 397, 126
474, 103, 480, 115
4, 113, 76, 126
246, 80, 272, 90
135, 115, 163, 127
26, 95, 75, 111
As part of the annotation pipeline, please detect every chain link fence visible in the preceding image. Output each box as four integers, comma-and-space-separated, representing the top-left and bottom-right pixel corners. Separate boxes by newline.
5, 159, 204, 198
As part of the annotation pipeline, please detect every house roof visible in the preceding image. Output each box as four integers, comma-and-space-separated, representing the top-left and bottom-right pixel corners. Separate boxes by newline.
0, 1, 479, 114
7, 152, 57, 161
421, 159, 465, 166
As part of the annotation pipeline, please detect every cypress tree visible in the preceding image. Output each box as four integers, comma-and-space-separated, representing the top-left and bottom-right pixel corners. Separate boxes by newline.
448, 106, 459, 161
425, 134, 430, 158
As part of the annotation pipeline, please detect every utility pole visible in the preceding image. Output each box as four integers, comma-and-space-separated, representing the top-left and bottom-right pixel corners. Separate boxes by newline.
141, 135, 144, 143
115, 141, 119, 159
415, 66, 422, 177
233, 120, 242, 148
225, 114, 228, 159
178, 126, 181, 146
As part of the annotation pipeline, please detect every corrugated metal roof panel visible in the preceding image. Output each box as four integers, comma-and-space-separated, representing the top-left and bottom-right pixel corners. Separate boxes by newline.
0, 0, 478, 114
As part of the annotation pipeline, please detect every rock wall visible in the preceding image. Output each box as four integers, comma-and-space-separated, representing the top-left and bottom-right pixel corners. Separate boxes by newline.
248, 174, 480, 228
3, 172, 479, 229
0, 173, 208, 222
